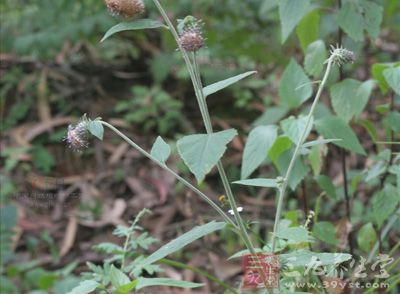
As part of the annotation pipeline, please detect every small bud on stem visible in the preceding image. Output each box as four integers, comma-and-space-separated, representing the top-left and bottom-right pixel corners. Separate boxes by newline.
177, 16, 205, 52
329, 44, 356, 66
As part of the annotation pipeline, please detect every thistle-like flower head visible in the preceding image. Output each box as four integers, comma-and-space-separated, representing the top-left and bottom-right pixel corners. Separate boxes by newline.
64, 117, 89, 152
105, 0, 145, 19
329, 44, 356, 66
177, 16, 205, 52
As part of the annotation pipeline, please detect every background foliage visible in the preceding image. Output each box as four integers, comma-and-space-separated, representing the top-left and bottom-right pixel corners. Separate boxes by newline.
0, 0, 399, 293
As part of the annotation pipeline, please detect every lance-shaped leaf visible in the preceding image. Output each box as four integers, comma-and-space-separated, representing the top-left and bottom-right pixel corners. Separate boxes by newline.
302, 138, 342, 148
150, 136, 171, 164
233, 178, 278, 188
203, 71, 257, 97
101, 19, 166, 42
280, 251, 352, 267
177, 129, 237, 183
137, 278, 203, 290
140, 221, 226, 267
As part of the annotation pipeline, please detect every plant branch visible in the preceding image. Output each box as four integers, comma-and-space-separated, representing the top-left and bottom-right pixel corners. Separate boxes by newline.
271, 57, 334, 252
151, 0, 256, 254
99, 121, 237, 228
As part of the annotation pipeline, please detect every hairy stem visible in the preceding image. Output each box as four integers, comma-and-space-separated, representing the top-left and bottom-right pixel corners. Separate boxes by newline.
100, 121, 236, 228
271, 57, 334, 252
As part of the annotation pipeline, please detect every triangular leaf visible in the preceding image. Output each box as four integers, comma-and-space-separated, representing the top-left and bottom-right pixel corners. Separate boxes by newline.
177, 129, 237, 183
330, 79, 374, 122
150, 136, 171, 164
315, 116, 366, 155
101, 19, 166, 42
203, 71, 257, 97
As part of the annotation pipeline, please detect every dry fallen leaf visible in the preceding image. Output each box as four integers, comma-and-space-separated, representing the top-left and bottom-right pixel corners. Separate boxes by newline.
60, 215, 78, 257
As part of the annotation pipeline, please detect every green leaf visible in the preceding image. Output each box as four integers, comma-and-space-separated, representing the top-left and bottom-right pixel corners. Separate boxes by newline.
66, 280, 99, 294
279, 0, 311, 44
337, 3, 363, 41
330, 79, 374, 122
361, 1, 383, 39
268, 136, 293, 162
110, 265, 130, 288
275, 149, 309, 190
371, 63, 395, 94
279, 59, 312, 108
383, 67, 400, 95
136, 278, 202, 290
337, 1, 383, 41
150, 136, 171, 164
253, 106, 289, 126
241, 125, 277, 179
296, 10, 320, 52
372, 185, 399, 228
281, 115, 313, 144
116, 281, 138, 294
308, 143, 324, 176
275, 226, 314, 244
202, 71, 257, 97
313, 222, 338, 245
177, 129, 237, 183
88, 120, 104, 140
387, 112, 400, 133
359, 119, 379, 144
315, 116, 366, 155
303, 138, 341, 148
315, 175, 337, 200
101, 19, 166, 42
304, 40, 327, 77
280, 251, 352, 267
140, 222, 225, 267
357, 223, 377, 253
233, 178, 278, 188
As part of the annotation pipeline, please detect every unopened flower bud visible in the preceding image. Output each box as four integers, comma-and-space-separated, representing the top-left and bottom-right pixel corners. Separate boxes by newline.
329, 45, 356, 66
105, 0, 145, 19
177, 16, 205, 52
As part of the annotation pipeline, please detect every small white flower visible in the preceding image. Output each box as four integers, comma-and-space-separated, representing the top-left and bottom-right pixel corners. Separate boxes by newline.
228, 207, 243, 215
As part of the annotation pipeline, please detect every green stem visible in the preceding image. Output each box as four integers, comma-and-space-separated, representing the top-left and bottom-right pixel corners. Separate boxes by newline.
151, 0, 255, 255
100, 121, 236, 228
271, 57, 334, 252
192, 54, 254, 247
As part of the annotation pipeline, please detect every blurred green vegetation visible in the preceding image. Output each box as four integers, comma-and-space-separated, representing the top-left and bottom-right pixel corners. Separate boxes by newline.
0, 0, 399, 293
